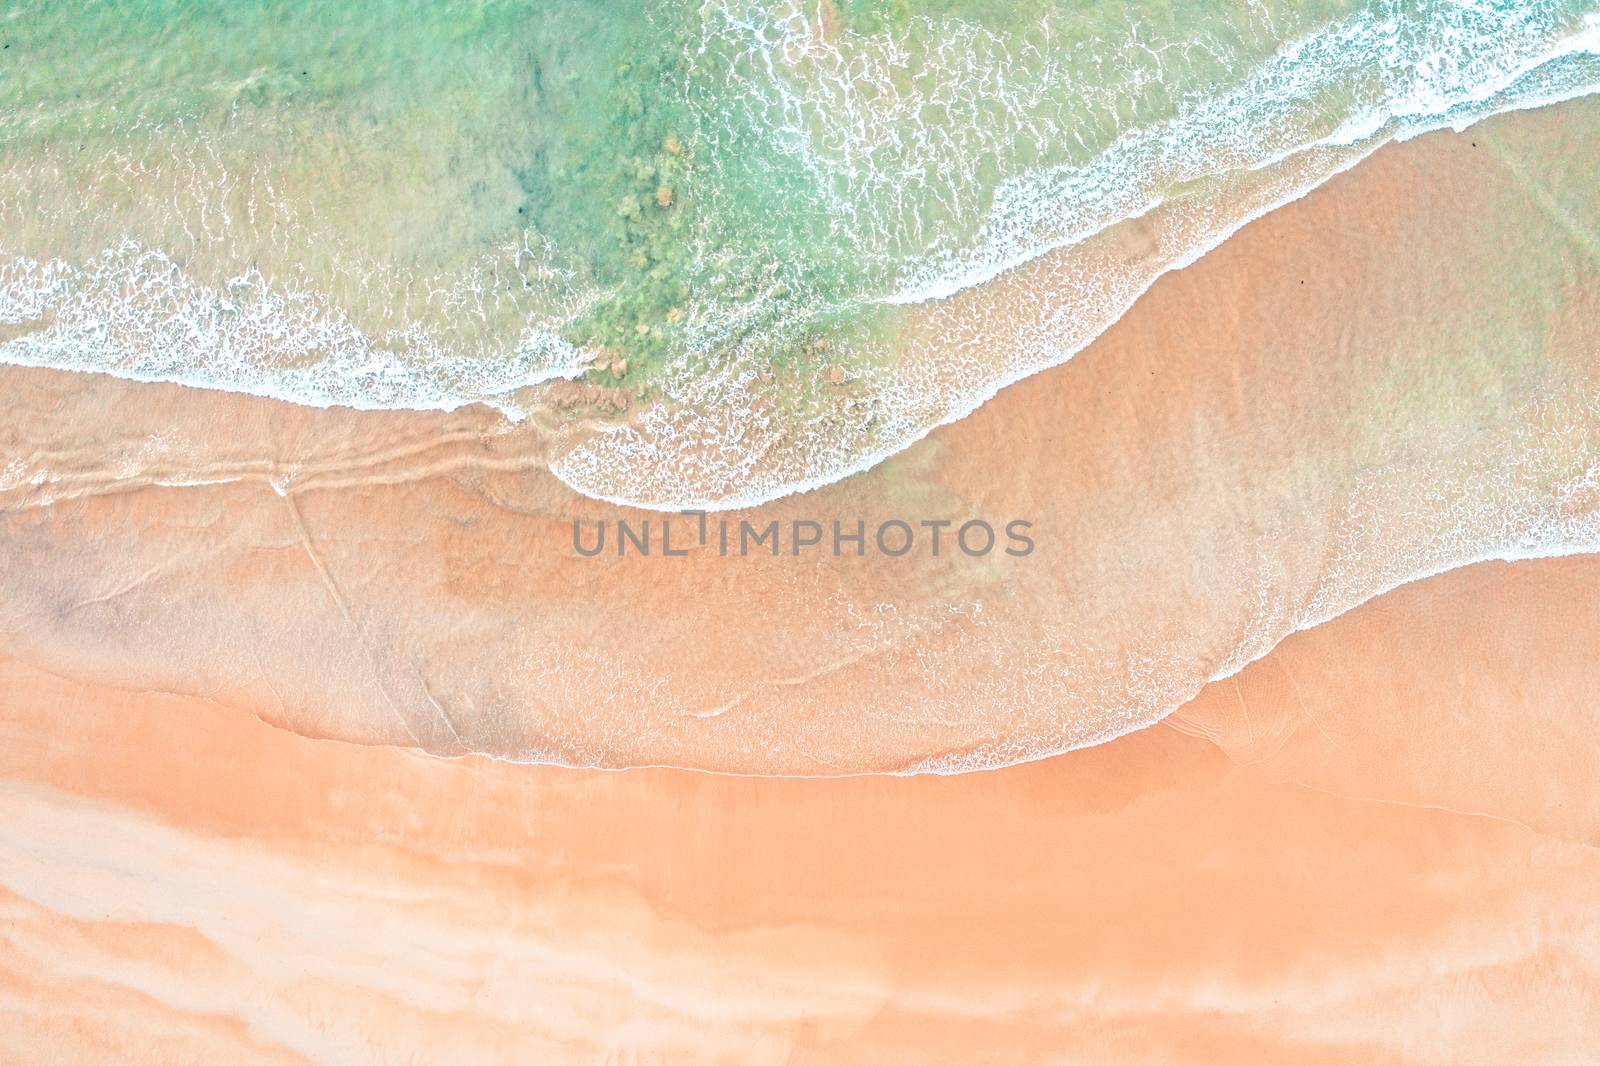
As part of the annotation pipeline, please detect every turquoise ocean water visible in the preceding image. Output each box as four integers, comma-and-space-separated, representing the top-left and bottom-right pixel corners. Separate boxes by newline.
1, 0, 1597, 505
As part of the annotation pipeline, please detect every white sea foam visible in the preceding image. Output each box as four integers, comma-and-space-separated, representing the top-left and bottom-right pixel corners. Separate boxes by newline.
0, 240, 592, 416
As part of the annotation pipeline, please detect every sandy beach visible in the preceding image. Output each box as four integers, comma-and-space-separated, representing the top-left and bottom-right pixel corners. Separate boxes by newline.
1, 549, 1595, 1063
0, 83, 1597, 1064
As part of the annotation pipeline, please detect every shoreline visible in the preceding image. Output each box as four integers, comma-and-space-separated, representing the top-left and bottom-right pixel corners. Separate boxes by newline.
4, 84, 1596, 514
5, 8, 1599, 1060
3, 98, 1599, 775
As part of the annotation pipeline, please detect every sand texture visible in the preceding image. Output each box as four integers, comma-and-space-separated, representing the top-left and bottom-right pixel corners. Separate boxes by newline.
0, 552, 1596, 1063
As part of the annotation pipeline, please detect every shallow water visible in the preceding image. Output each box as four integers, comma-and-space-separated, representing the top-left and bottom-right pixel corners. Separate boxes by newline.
3, 1, 1598, 507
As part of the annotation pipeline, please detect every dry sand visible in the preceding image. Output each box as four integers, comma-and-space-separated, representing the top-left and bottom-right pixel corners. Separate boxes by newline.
0, 551, 1595, 1064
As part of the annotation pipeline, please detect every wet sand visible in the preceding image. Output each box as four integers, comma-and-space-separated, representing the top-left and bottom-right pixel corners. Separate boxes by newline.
2, 98, 1598, 774
0, 551, 1595, 1063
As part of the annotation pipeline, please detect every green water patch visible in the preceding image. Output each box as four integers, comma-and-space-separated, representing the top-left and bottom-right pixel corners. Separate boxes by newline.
524, 3, 891, 388
0, 0, 521, 141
